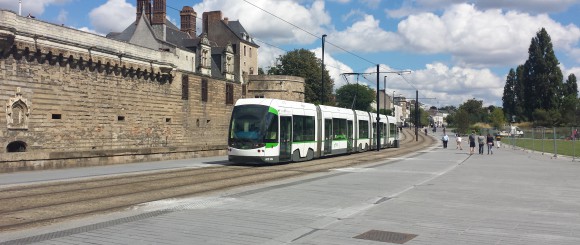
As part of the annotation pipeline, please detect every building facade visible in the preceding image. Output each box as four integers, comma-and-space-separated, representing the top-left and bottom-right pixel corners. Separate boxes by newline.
0, 1, 259, 172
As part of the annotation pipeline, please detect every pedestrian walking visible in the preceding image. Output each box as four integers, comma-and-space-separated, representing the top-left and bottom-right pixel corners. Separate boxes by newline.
456, 133, 463, 150
495, 134, 501, 148
468, 131, 476, 155
442, 134, 449, 148
477, 132, 485, 155
424, 127, 428, 135
487, 133, 494, 154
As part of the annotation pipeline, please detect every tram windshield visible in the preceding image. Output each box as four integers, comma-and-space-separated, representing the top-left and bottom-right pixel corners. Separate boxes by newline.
229, 105, 278, 149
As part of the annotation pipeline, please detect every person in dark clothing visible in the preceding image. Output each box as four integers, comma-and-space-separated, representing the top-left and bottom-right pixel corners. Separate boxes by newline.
468, 131, 476, 155
487, 134, 494, 154
477, 133, 485, 155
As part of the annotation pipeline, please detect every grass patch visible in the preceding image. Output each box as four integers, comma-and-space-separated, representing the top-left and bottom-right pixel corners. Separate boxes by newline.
503, 137, 580, 157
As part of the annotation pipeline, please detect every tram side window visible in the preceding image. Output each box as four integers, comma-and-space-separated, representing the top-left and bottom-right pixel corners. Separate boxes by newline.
359, 120, 369, 139
390, 123, 396, 137
333, 118, 347, 140
264, 116, 278, 142
293, 115, 315, 142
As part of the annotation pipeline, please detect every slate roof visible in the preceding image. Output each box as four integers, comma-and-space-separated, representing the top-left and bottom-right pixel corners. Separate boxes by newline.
225, 20, 259, 47
106, 13, 192, 50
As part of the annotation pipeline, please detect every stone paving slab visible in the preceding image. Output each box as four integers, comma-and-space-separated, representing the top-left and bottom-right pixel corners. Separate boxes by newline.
2, 135, 580, 244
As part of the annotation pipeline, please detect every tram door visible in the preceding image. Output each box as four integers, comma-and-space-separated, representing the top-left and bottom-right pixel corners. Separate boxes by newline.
347, 120, 353, 153
280, 116, 292, 161
324, 119, 332, 155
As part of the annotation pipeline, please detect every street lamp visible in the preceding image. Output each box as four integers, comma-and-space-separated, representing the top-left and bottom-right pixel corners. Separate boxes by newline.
321, 34, 327, 105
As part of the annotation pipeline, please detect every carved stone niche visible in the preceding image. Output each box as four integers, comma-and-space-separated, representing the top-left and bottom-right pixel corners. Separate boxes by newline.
6, 87, 31, 130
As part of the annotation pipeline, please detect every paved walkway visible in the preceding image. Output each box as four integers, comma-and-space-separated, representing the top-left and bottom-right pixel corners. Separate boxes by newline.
2, 132, 580, 245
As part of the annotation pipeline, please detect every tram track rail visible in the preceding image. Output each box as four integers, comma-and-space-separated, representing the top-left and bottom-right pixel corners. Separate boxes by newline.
0, 128, 435, 232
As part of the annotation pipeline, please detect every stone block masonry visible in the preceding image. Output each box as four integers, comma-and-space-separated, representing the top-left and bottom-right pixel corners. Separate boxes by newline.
0, 10, 240, 172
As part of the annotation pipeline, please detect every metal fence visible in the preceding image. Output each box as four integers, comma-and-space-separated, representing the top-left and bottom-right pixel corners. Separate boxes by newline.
499, 127, 580, 160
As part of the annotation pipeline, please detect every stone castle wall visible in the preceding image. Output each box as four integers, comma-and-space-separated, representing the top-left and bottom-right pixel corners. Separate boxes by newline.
0, 10, 239, 172
247, 75, 304, 102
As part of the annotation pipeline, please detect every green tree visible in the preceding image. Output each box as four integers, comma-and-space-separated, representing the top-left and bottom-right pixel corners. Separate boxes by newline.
533, 108, 561, 126
409, 106, 429, 127
489, 108, 506, 129
502, 68, 517, 118
522, 28, 564, 120
561, 74, 579, 125
454, 109, 470, 134
335, 83, 375, 111
458, 99, 485, 124
378, 108, 393, 116
563, 74, 578, 97
267, 49, 334, 105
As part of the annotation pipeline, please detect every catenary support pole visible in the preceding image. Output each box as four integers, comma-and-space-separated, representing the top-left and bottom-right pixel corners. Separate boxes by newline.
321, 34, 326, 105
415, 90, 419, 141
376, 64, 380, 151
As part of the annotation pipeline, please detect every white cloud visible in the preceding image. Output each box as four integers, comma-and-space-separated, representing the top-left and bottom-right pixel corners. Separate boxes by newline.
257, 44, 287, 70
331, 3, 580, 68
77, 27, 100, 35
329, 14, 403, 52
386, 0, 580, 18
0, 0, 71, 16
89, 0, 135, 35
395, 4, 580, 67
56, 9, 67, 24
369, 63, 504, 106
563, 66, 580, 78
360, 0, 380, 9
193, 0, 331, 45
312, 48, 354, 88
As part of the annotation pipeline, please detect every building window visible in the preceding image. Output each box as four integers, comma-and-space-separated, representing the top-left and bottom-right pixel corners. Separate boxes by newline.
226, 83, 234, 105
201, 78, 208, 102
249, 47, 252, 57
182, 75, 189, 100
242, 84, 246, 96
118, 116, 125, 121
255, 95, 264, 98
244, 46, 246, 56
52, 114, 62, 119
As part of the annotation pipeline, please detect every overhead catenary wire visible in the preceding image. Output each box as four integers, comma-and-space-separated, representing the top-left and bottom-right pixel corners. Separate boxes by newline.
241, 0, 377, 67
168, 2, 382, 76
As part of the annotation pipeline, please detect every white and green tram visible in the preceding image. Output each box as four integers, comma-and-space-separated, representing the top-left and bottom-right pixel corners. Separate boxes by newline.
228, 98, 397, 164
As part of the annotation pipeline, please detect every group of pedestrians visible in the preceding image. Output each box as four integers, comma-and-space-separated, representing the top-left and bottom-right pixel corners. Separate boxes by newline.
441, 130, 499, 155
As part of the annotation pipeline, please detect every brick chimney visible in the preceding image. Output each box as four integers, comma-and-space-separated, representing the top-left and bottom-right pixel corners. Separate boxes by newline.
180, 6, 197, 37
151, 0, 166, 25
136, 0, 151, 22
202, 11, 222, 35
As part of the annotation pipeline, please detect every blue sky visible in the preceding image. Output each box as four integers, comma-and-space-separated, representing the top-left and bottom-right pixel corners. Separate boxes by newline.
1, 0, 579, 108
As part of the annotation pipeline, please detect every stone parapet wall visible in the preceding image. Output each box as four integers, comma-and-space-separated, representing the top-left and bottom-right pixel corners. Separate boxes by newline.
0, 146, 226, 173
247, 75, 305, 102
0, 10, 196, 74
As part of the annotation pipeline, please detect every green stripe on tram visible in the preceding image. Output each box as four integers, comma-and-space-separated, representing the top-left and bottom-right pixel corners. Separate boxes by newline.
268, 107, 278, 115
293, 141, 317, 144
265, 143, 279, 148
